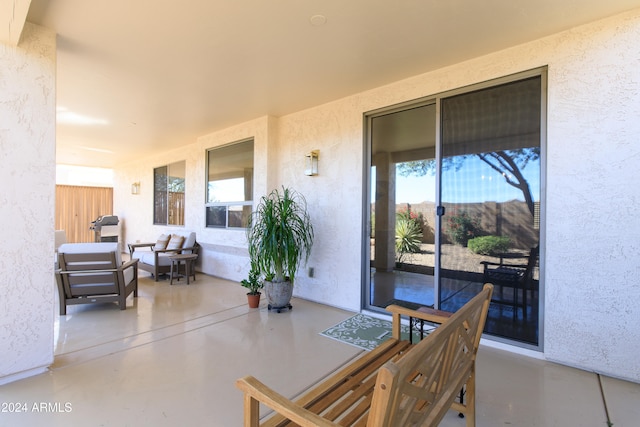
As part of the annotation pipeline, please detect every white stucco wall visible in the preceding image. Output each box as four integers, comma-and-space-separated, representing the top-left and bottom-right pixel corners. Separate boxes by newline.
543, 13, 640, 382
115, 10, 640, 382
0, 23, 56, 384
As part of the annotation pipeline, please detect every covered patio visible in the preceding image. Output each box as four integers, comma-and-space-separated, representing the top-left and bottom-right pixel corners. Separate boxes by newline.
0, 272, 636, 426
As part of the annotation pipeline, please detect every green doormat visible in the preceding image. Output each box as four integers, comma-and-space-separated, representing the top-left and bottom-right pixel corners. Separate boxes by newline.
320, 314, 430, 351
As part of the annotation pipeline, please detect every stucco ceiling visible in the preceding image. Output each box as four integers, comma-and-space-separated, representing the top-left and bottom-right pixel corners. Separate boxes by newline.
25, 0, 640, 169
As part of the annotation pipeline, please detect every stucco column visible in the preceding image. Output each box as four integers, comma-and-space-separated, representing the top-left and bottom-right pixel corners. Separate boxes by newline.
0, 23, 56, 385
373, 152, 396, 272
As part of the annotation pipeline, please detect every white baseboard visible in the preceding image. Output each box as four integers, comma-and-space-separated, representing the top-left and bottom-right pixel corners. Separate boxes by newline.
0, 366, 49, 386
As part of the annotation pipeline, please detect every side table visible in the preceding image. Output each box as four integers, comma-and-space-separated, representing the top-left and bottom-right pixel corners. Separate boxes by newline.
168, 253, 198, 285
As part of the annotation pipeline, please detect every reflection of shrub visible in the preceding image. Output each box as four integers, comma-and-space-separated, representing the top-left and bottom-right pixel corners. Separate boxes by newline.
395, 218, 423, 263
446, 211, 481, 246
397, 208, 425, 233
468, 236, 511, 255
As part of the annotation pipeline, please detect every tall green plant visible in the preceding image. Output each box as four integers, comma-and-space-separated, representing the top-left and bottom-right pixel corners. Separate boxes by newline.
246, 187, 314, 284
395, 217, 422, 264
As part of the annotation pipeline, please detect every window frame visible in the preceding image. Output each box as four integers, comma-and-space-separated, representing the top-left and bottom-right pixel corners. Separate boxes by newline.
205, 138, 254, 229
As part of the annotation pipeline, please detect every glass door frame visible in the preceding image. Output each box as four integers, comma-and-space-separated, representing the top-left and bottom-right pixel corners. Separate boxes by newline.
362, 98, 438, 311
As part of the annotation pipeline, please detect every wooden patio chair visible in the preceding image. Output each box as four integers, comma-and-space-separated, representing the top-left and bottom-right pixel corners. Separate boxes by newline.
55, 242, 138, 315
481, 246, 538, 318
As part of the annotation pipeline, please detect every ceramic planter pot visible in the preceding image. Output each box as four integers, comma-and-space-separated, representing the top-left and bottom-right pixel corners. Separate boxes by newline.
265, 280, 293, 312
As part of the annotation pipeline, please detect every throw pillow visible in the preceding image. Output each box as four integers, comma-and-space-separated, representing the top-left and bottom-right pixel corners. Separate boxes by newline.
154, 234, 170, 251
166, 234, 185, 251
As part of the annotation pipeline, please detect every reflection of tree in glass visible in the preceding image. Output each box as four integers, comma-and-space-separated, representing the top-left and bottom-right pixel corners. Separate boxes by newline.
168, 177, 185, 193
154, 174, 185, 193
396, 148, 539, 217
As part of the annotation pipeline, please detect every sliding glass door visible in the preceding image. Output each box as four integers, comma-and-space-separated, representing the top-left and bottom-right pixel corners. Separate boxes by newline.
365, 72, 544, 347
369, 103, 437, 309
439, 76, 541, 344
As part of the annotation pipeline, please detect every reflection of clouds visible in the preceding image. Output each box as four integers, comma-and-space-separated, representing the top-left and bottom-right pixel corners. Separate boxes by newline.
208, 178, 244, 202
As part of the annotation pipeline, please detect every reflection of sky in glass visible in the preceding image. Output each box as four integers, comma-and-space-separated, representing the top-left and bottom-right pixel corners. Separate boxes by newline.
373, 156, 540, 204
441, 155, 539, 204
208, 178, 244, 203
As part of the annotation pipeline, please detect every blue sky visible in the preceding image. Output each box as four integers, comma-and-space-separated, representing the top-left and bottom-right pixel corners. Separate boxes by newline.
373, 156, 540, 204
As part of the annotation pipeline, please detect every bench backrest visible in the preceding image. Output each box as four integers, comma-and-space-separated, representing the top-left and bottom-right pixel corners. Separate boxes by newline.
369, 283, 493, 426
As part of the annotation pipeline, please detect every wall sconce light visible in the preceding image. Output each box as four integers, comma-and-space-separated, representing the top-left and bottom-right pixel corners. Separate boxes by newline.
131, 182, 140, 195
305, 150, 319, 176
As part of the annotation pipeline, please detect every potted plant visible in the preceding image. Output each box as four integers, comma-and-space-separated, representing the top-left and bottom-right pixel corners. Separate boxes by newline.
247, 187, 314, 312
240, 260, 263, 308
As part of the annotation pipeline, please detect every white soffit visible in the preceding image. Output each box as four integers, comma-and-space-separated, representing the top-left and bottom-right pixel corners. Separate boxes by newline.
22, 0, 640, 168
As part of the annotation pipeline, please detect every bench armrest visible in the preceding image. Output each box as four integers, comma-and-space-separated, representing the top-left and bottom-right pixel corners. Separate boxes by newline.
121, 259, 139, 270
153, 245, 199, 255
178, 245, 199, 254
386, 304, 452, 324
128, 242, 155, 255
236, 376, 337, 427
385, 304, 453, 340
481, 260, 528, 268
153, 245, 189, 253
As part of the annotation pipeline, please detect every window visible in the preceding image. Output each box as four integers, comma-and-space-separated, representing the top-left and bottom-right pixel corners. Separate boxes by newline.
206, 139, 254, 228
154, 161, 185, 225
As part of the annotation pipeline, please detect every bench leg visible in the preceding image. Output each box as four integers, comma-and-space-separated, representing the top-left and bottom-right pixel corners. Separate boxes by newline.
458, 387, 465, 417
465, 371, 476, 427
243, 394, 260, 427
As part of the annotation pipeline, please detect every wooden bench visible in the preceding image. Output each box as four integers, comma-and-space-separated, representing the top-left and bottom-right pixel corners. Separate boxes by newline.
236, 283, 493, 427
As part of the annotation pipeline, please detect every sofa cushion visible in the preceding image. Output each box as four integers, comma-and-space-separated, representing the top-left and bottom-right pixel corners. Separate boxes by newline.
154, 234, 170, 250
166, 234, 185, 251
139, 251, 174, 267
123, 266, 135, 284
182, 232, 197, 253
